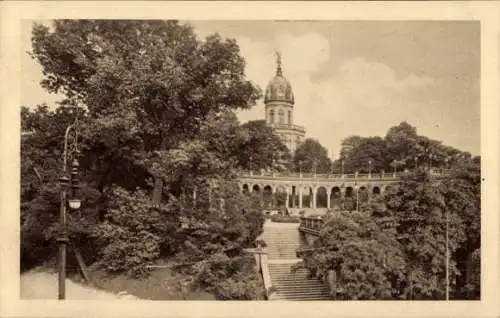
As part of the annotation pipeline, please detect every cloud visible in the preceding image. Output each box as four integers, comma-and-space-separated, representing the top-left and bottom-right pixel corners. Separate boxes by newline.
23, 23, 439, 157
230, 31, 438, 157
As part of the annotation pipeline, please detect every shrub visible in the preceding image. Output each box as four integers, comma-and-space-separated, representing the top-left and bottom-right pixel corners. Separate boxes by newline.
191, 253, 265, 300
270, 215, 301, 223
92, 186, 177, 277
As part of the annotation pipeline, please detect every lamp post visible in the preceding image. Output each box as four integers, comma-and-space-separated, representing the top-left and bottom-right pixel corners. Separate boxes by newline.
443, 156, 450, 175
368, 160, 372, 178
57, 120, 81, 300
341, 159, 345, 178
355, 183, 359, 212
445, 207, 450, 300
392, 159, 397, 176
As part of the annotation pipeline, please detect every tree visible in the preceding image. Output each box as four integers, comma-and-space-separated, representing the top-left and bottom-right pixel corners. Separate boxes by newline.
293, 138, 332, 173
384, 170, 469, 299
295, 208, 406, 300
340, 137, 388, 174
384, 122, 419, 167
23, 20, 268, 300
441, 157, 481, 299
237, 120, 291, 172
30, 20, 261, 193
339, 135, 364, 159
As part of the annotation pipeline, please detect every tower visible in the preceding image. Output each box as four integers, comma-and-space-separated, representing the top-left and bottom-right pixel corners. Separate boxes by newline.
264, 52, 306, 154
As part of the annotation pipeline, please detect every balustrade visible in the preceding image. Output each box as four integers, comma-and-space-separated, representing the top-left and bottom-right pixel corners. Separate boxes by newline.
299, 216, 324, 234
238, 169, 450, 181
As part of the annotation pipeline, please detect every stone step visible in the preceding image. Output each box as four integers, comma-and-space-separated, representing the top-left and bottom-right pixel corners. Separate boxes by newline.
273, 290, 329, 295
275, 284, 327, 290
268, 252, 299, 256
271, 294, 330, 300
271, 273, 318, 278
274, 283, 325, 289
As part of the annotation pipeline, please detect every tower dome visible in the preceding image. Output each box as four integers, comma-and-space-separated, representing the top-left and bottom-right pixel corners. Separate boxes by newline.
264, 53, 294, 105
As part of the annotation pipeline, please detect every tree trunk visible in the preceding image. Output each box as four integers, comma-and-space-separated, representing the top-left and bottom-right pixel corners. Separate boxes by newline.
152, 177, 163, 205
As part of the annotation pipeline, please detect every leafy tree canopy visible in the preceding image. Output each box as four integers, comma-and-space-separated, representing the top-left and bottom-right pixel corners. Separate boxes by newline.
293, 138, 332, 173
237, 120, 291, 172
22, 20, 269, 299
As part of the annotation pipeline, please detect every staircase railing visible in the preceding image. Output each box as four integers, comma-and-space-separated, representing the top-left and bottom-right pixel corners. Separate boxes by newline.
299, 216, 324, 236
249, 247, 275, 300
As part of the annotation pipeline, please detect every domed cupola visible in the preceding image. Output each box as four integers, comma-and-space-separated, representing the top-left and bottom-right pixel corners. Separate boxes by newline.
264, 52, 294, 105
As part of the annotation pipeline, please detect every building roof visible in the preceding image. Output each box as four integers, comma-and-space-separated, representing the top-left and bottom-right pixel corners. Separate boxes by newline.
264, 52, 294, 105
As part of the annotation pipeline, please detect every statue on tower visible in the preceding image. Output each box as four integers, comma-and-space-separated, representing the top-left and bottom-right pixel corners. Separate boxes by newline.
275, 50, 282, 76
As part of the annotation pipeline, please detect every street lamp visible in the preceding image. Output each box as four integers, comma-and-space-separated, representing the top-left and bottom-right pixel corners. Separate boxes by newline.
341, 159, 345, 178
445, 207, 450, 300
443, 156, 450, 175
392, 159, 397, 175
57, 119, 81, 300
355, 183, 359, 212
368, 159, 372, 178
428, 152, 433, 172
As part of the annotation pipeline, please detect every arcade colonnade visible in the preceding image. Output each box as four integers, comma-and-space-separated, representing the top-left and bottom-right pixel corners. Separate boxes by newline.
239, 182, 392, 209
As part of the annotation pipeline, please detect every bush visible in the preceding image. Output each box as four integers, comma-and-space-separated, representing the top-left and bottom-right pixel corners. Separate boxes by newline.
191, 253, 265, 300
270, 215, 301, 223
92, 186, 177, 277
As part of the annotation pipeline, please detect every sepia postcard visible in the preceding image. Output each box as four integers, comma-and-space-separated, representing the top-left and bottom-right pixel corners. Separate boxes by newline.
1, 1, 499, 318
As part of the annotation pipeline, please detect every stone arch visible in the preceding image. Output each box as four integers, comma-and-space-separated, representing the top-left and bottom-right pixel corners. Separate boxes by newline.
316, 186, 328, 208
343, 186, 356, 211
301, 185, 313, 209
252, 184, 260, 193
269, 109, 275, 124
372, 185, 381, 195
263, 185, 274, 209
242, 184, 250, 194
289, 185, 298, 208
359, 186, 369, 203
330, 186, 341, 209
345, 186, 354, 197
275, 185, 287, 209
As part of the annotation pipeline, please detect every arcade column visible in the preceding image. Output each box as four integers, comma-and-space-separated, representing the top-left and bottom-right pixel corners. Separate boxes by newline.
312, 187, 317, 209
298, 186, 303, 209
327, 187, 332, 209
285, 187, 290, 209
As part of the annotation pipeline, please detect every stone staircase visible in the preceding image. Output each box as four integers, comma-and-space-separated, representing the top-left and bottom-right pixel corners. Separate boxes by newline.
260, 221, 330, 300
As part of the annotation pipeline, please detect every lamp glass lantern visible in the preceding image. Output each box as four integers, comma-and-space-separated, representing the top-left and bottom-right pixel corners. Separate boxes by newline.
68, 198, 81, 210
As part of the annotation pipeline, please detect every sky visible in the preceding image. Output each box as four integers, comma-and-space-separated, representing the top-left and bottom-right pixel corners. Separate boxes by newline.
22, 20, 480, 157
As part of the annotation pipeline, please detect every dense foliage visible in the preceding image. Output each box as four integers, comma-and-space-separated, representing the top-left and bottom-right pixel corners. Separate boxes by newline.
293, 138, 332, 173
297, 159, 481, 300
237, 120, 291, 172
336, 121, 471, 174
21, 20, 272, 299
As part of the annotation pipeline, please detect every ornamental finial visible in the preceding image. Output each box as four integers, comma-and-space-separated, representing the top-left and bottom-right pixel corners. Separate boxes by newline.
275, 50, 282, 76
